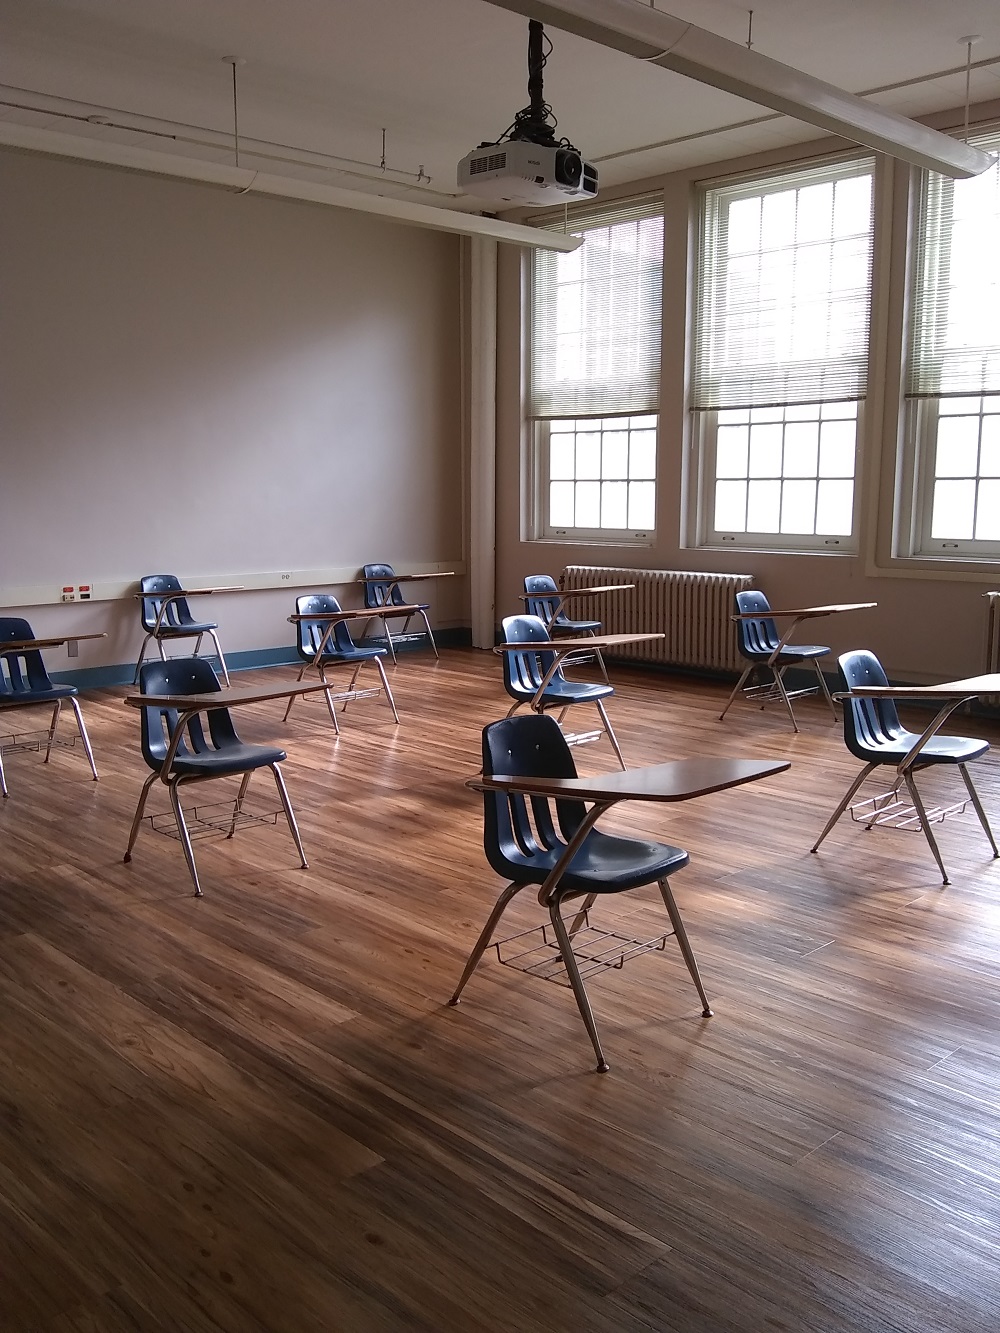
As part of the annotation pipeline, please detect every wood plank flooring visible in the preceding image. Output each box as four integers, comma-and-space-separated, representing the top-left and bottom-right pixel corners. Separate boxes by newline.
2, 649, 1000, 1331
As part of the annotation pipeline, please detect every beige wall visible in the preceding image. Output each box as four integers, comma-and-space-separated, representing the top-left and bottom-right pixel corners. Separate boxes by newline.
0, 149, 465, 673
495, 113, 1000, 685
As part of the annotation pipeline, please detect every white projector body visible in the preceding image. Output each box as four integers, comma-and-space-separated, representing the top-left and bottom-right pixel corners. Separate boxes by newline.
457, 140, 598, 205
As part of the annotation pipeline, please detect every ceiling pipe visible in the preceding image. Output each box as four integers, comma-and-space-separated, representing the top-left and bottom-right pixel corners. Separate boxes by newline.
482, 0, 995, 179
0, 120, 582, 251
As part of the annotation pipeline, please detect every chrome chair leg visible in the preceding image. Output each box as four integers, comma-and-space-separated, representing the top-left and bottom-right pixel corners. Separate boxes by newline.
719, 665, 754, 721
134, 632, 155, 683
416, 609, 439, 659
904, 771, 950, 885
68, 697, 99, 782
124, 771, 159, 862
449, 880, 525, 1003
596, 698, 627, 771
0, 749, 8, 799
229, 771, 253, 838
380, 614, 398, 664
341, 663, 363, 713
283, 662, 311, 722
271, 763, 308, 869
43, 699, 62, 763
811, 762, 879, 852
318, 665, 342, 734
772, 667, 799, 732
169, 779, 204, 897
549, 892, 610, 1073
657, 877, 713, 1016
374, 656, 400, 722
565, 893, 597, 937
814, 660, 837, 719
207, 630, 231, 687
959, 763, 1000, 857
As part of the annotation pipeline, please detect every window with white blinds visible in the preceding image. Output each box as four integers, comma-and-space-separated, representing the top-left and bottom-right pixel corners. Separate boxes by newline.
529, 198, 664, 421
902, 128, 1000, 557
692, 157, 875, 410
907, 128, 1000, 401
690, 156, 874, 551
528, 198, 663, 540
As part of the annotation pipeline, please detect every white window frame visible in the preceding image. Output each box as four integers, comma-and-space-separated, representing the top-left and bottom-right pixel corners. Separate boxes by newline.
532, 414, 657, 543
900, 127, 1000, 561
527, 198, 663, 544
689, 154, 875, 555
693, 400, 863, 552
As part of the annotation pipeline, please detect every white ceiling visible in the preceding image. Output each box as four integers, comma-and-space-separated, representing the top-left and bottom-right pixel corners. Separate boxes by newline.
1, 0, 999, 209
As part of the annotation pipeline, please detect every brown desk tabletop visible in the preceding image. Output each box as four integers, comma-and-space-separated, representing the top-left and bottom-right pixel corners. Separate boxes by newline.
518, 583, 635, 600
1, 633, 107, 653
288, 609, 371, 624
496, 632, 664, 652
356, 571, 456, 584
470, 756, 790, 803
733, 602, 877, 620
845, 673, 1000, 699
132, 586, 245, 599
124, 681, 333, 710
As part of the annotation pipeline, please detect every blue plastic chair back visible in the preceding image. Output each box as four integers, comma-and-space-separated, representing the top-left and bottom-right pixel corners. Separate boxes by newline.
501, 615, 561, 704
734, 590, 780, 660
140, 574, 197, 632
294, 594, 358, 660
0, 617, 54, 697
137, 657, 236, 773
362, 563, 405, 610
838, 650, 906, 764
481, 714, 585, 882
523, 574, 561, 625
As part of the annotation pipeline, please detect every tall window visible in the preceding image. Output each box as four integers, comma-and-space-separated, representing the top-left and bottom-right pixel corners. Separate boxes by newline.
691, 157, 875, 550
903, 128, 1000, 556
529, 199, 663, 540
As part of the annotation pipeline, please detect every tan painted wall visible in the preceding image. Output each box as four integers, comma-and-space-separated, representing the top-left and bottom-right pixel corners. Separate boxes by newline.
0, 149, 465, 673
495, 120, 1000, 686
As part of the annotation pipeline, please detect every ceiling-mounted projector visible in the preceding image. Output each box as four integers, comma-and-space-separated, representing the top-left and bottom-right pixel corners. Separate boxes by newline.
458, 19, 597, 204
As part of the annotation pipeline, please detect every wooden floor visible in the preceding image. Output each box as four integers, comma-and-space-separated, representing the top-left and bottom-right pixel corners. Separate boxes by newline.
3, 649, 1000, 1332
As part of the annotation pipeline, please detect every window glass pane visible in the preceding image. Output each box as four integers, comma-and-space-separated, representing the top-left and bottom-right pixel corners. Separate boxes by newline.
602, 431, 629, 479
628, 430, 657, 479
601, 481, 629, 528
549, 481, 574, 527
747, 479, 781, 532
628, 481, 656, 530
979, 416, 1000, 475
748, 423, 783, 476
727, 196, 761, 253
549, 433, 575, 480
819, 421, 856, 477
780, 479, 817, 533
575, 432, 601, 479
821, 400, 858, 420
717, 407, 750, 425
716, 425, 749, 479
783, 422, 819, 477
935, 416, 980, 477
714, 479, 747, 532
931, 479, 976, 538
750, 405, 784, 423
939, 396, 979, 415
629, 414, 658, 429
575, 480, 601, 528
975, 479, 1000, 539
815, 479, 854, 535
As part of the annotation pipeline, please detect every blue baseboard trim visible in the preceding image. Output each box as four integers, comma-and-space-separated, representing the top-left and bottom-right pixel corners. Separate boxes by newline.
48, 628, 473, 691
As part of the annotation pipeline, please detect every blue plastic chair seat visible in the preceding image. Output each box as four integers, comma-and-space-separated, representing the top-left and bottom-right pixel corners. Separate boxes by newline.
852, 729, 988, 768
1, 682, 79, 706
492, 826, 689, 894
771, 643, 828, 663
170, 742, 287, 780
153, 618, 220, 637
309, 641, 386, 665
532, 677, 614, 706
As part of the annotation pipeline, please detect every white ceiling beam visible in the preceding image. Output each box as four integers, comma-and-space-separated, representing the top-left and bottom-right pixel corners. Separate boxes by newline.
483, 0, 995, 178
0, 121, 583, 251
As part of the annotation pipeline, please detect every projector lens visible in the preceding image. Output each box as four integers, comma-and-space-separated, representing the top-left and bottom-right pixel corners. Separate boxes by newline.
555, 150, 583, 188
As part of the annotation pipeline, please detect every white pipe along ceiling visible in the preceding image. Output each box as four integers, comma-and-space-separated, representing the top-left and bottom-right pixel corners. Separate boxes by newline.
481, 0, 996, 178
